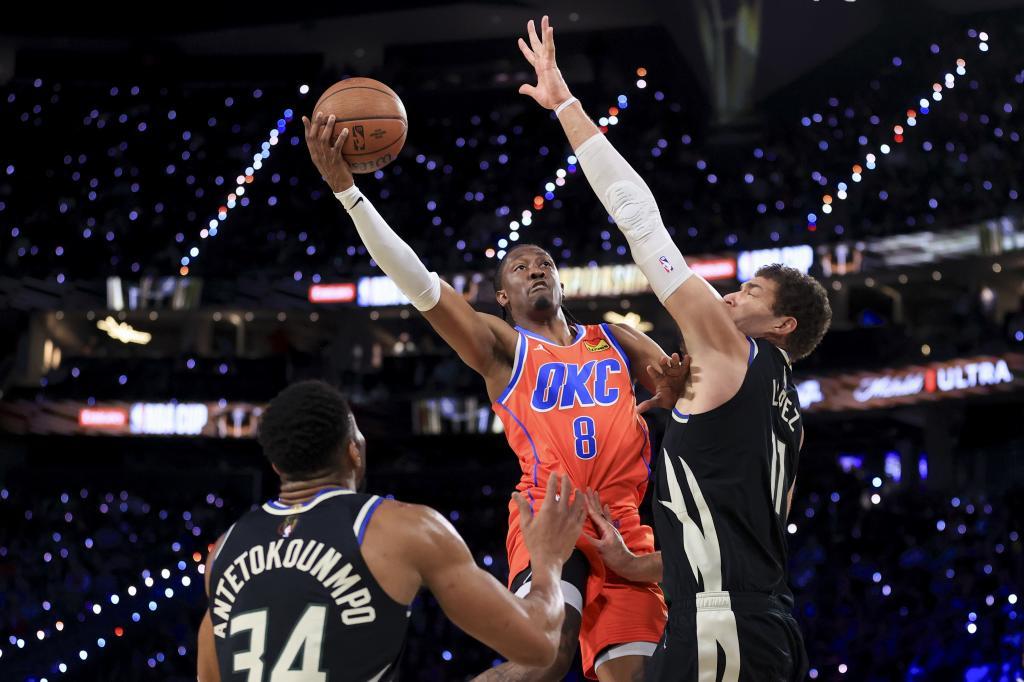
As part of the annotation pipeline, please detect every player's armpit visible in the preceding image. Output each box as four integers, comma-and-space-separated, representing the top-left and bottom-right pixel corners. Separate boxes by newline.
404, 505, 562, 668
421, 281, 517, 383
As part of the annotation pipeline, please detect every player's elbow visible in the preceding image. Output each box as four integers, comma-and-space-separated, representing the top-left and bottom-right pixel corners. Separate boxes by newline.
607, 181, 660, 243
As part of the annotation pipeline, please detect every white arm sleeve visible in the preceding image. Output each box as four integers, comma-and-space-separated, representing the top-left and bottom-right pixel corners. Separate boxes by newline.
335, 185, 441, 312
574, 133, 693, 302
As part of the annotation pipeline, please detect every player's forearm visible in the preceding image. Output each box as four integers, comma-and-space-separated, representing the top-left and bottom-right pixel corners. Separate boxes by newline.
555, 98, 603, 151
617, 551, 663, 584
517, 561, 564, 654
334, 186, 441, 312
556, 104, 693, 304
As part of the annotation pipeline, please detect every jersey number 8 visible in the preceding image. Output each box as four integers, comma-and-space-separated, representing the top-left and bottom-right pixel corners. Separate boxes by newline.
573, 416, 597, 460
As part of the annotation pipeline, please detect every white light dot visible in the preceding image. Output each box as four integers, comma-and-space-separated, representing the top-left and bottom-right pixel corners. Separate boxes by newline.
1010, 594, 1019, 605
636, 79, 647, 89
299, 84, 310, 95
839, 664, 848, 674
161, 568, 171, 579
92, 604, 101, 614
871, 493, 881, 505
128, 586, 137, 596
787, 523, 797, 534
79, 650, 88, 660
967, 623, 977, 634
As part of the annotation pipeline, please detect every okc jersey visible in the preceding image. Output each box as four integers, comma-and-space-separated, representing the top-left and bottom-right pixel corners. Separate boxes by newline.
494, 323, 655, 581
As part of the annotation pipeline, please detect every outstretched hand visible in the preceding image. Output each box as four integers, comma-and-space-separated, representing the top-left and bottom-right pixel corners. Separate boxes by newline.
581, 489, 636, 577
302, 111, 355, 193
637, 353, 692, 414
516, 15, 574, 110
515, 472, 586, 565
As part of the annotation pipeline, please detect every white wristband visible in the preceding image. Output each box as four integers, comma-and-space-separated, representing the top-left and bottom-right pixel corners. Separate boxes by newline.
554, 96, 579, 116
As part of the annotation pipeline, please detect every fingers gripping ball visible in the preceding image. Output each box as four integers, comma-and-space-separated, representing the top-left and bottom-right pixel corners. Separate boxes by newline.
313, 78, 407, 174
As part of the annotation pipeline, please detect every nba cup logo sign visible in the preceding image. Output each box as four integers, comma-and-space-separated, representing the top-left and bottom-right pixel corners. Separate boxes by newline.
352, 125, 366, 152
659, 256, 674, 273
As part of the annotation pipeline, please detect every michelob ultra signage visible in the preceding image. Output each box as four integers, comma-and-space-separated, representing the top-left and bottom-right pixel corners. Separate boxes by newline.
797, 354, 1022, 412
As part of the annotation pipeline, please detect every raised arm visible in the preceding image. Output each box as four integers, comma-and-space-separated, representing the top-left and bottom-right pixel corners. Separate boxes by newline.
516, 18, 749, 372
303, 114, 517, 394
401, 473, 585, 666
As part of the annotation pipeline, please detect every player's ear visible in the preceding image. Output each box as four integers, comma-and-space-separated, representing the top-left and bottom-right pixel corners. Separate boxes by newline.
775, 316, 797, 336
495, 288, 509, 308
271, 463, 283, 477
345, 438, 361, 470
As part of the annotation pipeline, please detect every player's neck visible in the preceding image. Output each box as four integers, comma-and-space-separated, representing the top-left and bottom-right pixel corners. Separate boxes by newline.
518, 314, 576, 346
277, 471, 356, 505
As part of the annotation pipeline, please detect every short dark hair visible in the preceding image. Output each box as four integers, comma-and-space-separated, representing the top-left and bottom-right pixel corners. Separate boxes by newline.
258, 380, 352, 476
756, 264, 832, 361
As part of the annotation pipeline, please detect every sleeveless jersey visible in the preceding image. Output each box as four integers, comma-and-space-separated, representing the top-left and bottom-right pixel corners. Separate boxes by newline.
494, 323, 655, 579
209, 488, 409, 682
655, 338, 803, 607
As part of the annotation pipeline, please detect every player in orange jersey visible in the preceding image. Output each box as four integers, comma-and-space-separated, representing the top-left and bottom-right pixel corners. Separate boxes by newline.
305, 112, 689, 681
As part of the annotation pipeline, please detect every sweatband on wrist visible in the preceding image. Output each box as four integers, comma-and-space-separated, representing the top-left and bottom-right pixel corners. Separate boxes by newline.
554, 96, 579, 116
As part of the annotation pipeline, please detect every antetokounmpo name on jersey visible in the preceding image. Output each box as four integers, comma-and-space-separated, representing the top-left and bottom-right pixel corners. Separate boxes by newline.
211, 538, 374, 638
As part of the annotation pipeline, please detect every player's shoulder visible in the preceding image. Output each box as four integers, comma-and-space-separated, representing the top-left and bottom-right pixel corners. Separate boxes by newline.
367, 500, 463, 560
369, 499, 450, 536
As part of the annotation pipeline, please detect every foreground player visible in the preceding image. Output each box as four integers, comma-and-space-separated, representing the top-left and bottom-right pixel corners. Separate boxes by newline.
304, 112, 688, 680
517, 16, 832, 681
197, 380, 586, 681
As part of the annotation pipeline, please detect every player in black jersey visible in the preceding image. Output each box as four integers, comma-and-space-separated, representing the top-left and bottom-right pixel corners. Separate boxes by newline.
516, 16, 833, 681
197, 380, 587, 681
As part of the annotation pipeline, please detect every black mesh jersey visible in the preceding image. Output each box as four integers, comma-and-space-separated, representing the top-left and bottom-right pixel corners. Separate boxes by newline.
209, 488, 409, 681
654, 338, 803, 607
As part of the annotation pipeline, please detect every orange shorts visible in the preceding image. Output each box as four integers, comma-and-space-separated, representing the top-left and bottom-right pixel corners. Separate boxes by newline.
578, 568, 667, 679
507, 523, 666, 679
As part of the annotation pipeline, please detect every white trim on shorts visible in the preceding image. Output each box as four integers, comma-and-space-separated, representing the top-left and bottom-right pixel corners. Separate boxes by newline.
514, 577, 584, 615
594, 641, 658, 671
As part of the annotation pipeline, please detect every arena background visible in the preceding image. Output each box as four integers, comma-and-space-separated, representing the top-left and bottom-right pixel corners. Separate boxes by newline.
1, 1, 1023, 679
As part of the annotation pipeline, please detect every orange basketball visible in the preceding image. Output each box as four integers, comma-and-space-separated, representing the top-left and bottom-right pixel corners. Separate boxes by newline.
313, 77, 407, 174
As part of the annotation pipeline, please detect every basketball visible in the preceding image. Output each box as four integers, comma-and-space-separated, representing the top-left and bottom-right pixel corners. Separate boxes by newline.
313, 77, 407, 174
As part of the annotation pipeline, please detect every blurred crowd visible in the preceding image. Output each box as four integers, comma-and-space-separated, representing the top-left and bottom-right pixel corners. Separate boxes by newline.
1, 22, 1022, 283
